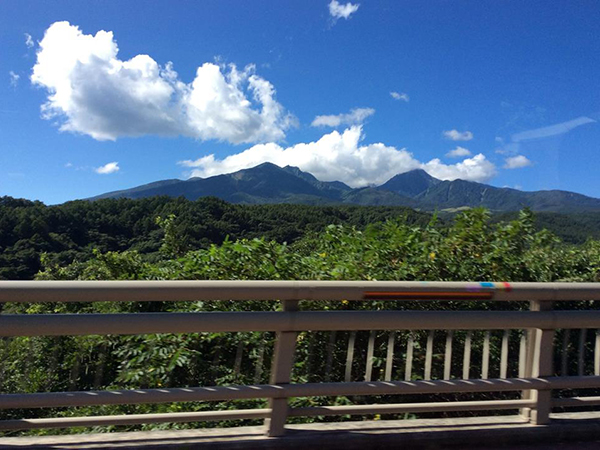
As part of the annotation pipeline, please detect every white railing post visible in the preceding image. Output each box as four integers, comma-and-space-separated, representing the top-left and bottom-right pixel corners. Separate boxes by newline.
264, 299, 299, 437
528, 300, 555, 425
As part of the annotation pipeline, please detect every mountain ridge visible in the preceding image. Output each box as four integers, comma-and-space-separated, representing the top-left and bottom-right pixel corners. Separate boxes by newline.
88, 164, 600, 212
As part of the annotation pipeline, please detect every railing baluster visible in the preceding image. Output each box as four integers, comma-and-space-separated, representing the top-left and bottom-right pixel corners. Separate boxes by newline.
405, 333, 414, 381
519, 332, 526, 378
0, 338, 5, 389
254, 340, 265, 384
365, 330, 376, 381
463, 331, 472, 380
529, 300, 555, 425
481, 331, 490, 379
424, 331, 434, 380
93, 343, 108, 389
233, 339, 244, 379
324, 331, 337, 382
561, 329, 570, 376
306, 332, 316, 382
500, 330, 509, 379
265, 300, 299, 437
384, 331, 396, 382
520, 326, 536, 420
68, 357, 81, 391
595, 330, 600, 376
444, 331, 453, 380
345, 331, 357, 382
579, 328, 587, 377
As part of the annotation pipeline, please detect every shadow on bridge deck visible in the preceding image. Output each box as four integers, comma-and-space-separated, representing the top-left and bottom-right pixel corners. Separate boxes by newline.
2, 412, 600, 450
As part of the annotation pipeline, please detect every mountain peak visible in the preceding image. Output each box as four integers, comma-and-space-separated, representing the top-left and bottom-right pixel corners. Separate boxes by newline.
236, 162, 282, 174
379, 169, 441, 198
228, 162, 286, 181
282, 165, 313, 179
86, 163, 600, 212
404, 168, 434, 177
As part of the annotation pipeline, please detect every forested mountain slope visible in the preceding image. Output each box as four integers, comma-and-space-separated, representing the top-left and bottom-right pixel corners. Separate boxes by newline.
0, 195, 429, 280
88, 165, 600, 212
3, 194, 600, 281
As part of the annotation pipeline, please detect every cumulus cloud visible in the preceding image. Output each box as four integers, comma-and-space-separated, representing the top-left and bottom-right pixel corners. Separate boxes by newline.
24, 33, 34, 48
390, 91, 409, 102
329, 0, 360, 21
95, 162, 120, 174
31, 21, 294, 144
443, 129, 474, 141
446, 146, 471, 158
311, 107, 374, 127
424, 154, 496, 183
504, 155, 532, 169
179, 126, 497, 187
9, 71, 19, 87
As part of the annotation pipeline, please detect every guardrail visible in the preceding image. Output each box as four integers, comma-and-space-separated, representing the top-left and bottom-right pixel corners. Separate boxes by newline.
1, 281, 600, 437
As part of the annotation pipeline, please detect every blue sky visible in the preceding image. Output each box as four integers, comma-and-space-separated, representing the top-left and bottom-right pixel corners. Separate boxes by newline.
1, 0, 599, 204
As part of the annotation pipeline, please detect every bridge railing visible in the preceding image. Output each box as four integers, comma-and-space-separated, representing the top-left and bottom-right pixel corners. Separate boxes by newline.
1, 280, 600, 436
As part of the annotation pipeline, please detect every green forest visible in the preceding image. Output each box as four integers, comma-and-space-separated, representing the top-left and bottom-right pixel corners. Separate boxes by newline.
0, 196, 432, 280
3, 195, 600, 281
2, 202, 600, 435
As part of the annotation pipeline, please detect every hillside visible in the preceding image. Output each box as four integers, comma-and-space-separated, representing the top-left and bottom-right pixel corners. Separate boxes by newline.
0, 195, 430, 280
88, 165, 600, 213
411, 177, 600, 213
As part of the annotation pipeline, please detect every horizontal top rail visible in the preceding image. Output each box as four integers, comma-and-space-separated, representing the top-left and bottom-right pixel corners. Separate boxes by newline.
0, 280, 599, 303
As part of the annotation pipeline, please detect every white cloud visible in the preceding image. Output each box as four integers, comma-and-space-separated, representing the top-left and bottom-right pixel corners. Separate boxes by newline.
311, 107, 374, 127
179, 126, 497, 187
445, 146, 471, 158
31, 21, 294, 144
390, 91, 409, 102
328, 0, 360, 21
443, 129, 474, 141
24, 33, 34, 48
65, 162, 73, 168
424, 154, 496, 183
510, 116, 596, 143
9, 71, 19, 87
504, 155, 533, 169
95, 162, 120, 174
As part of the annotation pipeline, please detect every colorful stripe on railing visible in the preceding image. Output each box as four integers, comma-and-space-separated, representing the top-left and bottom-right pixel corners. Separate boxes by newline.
363, 282, 512, 300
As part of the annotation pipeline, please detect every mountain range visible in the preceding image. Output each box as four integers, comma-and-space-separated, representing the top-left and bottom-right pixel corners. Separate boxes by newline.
88, 163, 600, 212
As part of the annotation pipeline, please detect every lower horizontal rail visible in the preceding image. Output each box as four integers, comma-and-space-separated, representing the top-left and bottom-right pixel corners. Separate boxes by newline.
0, 400, 538, 431
0, 409, 271, 431
289, 399, 535, 417
553, 397, 600, 408
3, 377, 600, 409
3, 310, 600, 336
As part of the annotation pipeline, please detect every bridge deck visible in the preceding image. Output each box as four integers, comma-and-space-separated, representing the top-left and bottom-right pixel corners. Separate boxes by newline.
2, 412, 600, 449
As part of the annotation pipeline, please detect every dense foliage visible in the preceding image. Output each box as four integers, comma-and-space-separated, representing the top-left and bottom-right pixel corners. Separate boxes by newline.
0, 195, 430, 280
3, 195, 600, 282
493, 210, 600, 244
2, 208, 600, 435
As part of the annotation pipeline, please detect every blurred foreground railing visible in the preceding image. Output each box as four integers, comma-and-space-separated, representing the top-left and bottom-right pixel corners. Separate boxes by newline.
2, 281, 600, 437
